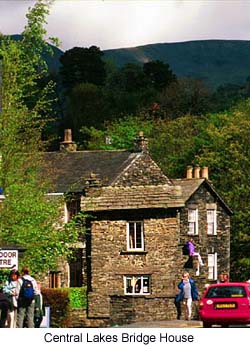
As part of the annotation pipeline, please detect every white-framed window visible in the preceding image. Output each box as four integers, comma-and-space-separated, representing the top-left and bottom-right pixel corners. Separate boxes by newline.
124, 275, 150, 295
188, 209, 198, 235
208, 253, 217, 280
127, 221, 144, 251
207, 209, 217, 235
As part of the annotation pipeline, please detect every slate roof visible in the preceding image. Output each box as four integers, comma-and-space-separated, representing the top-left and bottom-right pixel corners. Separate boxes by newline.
43, 149, 232, 214
43, 150, 138, 193
81, 185, 185, 211
172, 178, 233, 215
171, 178, 204, 202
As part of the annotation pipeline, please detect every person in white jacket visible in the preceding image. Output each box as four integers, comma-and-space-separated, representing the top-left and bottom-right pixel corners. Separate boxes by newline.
3, 270, 21, 328
16, 267, 39, 328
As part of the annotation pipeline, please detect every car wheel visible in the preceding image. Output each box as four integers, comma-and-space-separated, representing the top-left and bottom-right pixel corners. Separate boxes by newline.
203, 322, 212, 328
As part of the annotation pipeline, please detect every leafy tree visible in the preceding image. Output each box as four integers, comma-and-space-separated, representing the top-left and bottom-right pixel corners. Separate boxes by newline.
194, 103, 250, 280
102, 63, 156, 120
159, 78, 211, 119
66, 82, 108, 140
0, 0, 78, 275
143, 60, 176, 91
79, 114, 155, 151
59, 46, 106, 93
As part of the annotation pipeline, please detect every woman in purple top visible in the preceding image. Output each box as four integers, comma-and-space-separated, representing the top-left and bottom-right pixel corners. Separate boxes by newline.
187, 238, 204, 275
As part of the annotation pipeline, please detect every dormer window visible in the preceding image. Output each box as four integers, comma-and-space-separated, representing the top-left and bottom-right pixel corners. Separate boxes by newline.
127, 221, 144, 251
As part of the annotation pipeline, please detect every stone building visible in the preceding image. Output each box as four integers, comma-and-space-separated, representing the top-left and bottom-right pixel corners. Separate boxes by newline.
44, 129, 232, 326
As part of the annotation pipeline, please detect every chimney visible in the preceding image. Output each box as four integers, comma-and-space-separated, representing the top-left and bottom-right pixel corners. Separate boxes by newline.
201, 166, 209, 179
84, 172, 101, 194
134, 131, 148, 153
194, 165, 200, 179
60, 129, 77, 152
186, 165, 193, 179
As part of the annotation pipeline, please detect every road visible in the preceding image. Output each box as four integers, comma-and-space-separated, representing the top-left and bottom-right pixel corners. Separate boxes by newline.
116, 320, 250, 328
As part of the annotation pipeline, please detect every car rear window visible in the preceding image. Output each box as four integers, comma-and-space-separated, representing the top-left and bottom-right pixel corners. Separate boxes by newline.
206, 286, 247, 298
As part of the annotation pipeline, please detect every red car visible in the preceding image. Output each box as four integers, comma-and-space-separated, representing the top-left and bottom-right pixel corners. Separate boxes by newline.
199, 282, 250, 327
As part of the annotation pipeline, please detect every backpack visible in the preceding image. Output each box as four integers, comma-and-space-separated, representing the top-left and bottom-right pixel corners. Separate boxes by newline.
19, 278, 35, 304
182, 242, 190, 255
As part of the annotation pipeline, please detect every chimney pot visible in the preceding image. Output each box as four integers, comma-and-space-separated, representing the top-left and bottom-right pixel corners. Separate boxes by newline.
64, 129, 72, 143
134, 131, 148, 153
201, 166, 209, 179
186, 165, 193, 179
194, 165, 200, 179
60, 129, 77, 152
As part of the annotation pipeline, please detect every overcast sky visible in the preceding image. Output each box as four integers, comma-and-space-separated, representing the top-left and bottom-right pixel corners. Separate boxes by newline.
1, 0, 250, 51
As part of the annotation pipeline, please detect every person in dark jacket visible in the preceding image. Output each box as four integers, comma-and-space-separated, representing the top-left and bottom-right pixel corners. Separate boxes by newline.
0, 287, 11, 328
176, 272, 199, 320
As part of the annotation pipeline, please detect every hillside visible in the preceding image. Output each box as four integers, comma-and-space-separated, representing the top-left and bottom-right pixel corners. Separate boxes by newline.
103, 40, 250, 89
8, 37, 250, 89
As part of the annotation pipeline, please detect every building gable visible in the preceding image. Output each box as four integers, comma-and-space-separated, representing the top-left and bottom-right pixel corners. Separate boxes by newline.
111, 151, 172, 187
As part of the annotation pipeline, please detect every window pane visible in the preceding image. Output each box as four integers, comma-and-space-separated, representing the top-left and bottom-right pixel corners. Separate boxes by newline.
188, 210, 196, 221
126, 277, 133, 294
134, 278, 141, 293
142, 276, 149, 293
207, 223, 214, 234
188, 222, 195, 234
129, 223, 135, 249
127, 222, 143, 250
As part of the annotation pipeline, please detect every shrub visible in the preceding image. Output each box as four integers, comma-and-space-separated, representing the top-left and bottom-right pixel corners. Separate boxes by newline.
41, 286, 87, 327
0, 269, 10, 287
42, 288, 70, 327
69, 287, 87, 309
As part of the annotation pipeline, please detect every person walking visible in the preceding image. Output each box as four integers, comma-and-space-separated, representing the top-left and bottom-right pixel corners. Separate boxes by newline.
176, 272, 199, 320
0, 287, 11, 328
34, 281, 44, 328
2, 270, 21, 328
16, 267, 39, 328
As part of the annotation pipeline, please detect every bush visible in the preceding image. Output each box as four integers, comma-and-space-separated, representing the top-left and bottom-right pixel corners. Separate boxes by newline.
42, 288, 70, 327
0, 269, 10, 287
41, 286, 87, 327
69, 287, 87, 309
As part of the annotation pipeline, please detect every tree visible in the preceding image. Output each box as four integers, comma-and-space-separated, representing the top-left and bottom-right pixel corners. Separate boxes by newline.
0, 0, 78, 275
194, 104, 250, 280
66, 82, 108, 140
59, 46, 106, 93
159, 78, 211, 119
143, 60, 176, 91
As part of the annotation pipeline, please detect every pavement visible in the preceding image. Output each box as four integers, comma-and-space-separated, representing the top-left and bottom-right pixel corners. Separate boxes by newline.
115, 319, 203, 328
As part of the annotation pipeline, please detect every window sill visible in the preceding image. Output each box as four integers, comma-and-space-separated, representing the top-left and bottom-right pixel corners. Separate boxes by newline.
120, 250, 148, 255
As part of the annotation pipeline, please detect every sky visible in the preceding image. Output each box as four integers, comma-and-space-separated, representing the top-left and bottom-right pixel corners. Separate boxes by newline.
1, 0, 250, 52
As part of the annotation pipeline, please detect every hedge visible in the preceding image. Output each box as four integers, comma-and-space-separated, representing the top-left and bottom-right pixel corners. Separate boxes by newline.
42, 286, 87, 327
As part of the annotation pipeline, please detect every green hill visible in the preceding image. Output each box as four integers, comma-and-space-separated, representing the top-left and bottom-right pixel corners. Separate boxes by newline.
103, 40, 250, 89
8, 36, 250, 89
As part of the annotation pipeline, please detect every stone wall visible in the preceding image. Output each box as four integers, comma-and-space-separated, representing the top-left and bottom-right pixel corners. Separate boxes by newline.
179, 183, 231, 291
87, 208, 187, 320
109, 295, 200, 326
109, 295, 176, 326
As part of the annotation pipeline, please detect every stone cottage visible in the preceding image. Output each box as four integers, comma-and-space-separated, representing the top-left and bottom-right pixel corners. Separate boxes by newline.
44, 129, 232, 325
